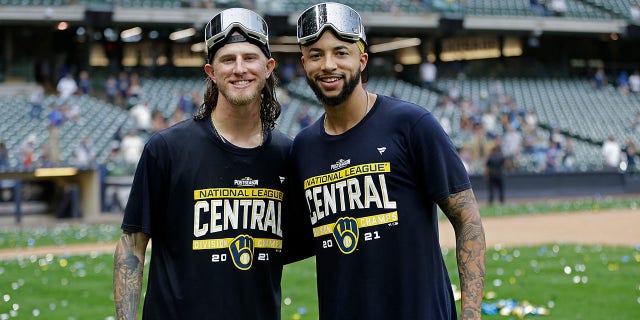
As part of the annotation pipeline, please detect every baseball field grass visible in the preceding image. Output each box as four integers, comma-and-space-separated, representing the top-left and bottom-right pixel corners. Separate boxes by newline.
0, 196, 638, 319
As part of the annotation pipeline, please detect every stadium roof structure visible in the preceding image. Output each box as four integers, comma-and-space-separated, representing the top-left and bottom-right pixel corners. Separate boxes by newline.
0, 1, 635, 38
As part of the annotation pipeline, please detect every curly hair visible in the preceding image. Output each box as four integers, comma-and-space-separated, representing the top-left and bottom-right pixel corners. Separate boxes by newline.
192, 73, 281, 133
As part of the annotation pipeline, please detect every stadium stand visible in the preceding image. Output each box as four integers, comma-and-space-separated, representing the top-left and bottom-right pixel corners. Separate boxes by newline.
0, 94, 127, 168
1, 0, 640, 218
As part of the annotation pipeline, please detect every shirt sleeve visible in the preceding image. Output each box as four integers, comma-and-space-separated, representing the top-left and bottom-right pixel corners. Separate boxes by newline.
408, 112, 471, 203
121, 136, 168, 236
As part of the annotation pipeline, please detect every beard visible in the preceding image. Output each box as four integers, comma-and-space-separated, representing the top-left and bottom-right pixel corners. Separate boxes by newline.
218, 77, 266, 107
306, 68, 361, 107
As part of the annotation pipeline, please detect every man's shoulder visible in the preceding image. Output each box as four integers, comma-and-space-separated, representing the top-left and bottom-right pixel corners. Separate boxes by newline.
376, 94, 431, 120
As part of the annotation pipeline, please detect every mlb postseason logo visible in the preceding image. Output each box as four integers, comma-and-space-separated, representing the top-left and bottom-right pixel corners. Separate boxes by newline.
234, 177, 259, 187
330, 159, 351, 171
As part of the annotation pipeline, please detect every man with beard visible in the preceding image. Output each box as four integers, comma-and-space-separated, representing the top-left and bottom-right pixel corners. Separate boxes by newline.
113, 8, 310, 320
289, 3, 486, 319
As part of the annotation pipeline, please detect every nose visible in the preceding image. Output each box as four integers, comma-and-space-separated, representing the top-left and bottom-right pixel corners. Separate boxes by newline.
321, 55, 337, 72
233, 57, 248, 74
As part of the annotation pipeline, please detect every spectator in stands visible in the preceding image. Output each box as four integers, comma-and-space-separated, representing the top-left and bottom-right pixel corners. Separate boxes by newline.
618, 70, 629, 93
296, 107, 314, 130
629, 71, 640, 93
118, 128, 145, 165
177, 89, 193, 114
38, 145, 52, 167
593, 67, 607, 89
447, 81, 461, 103
293, 3, 485, 319
547, 0, 567, 16
481, 108, 499, 136
485, 144, 506, 204
545, 140, 564, 172
29, 82, 45, 119
630, 3, 640, 22
129, 101, 153, 133
562, 138, 576, 170
151, 109, 168, 133
189, 89, 202, 115
524, 109, 538, 129
73, 136, 96, 167
0, 141, 8, 169
549, 127, 566, 148
65, 102, 81, 122
48, 103, 65, 164
602, 135, 621, 169
419, 58, 437, 89
116, 71, 130, 105
168, 107, 186, 127
624, 137, 637, 173
114, 7, 308, 320
127, 73, 143, 102
77, 70, 92, 95
56, 72, 78, 101
20, 135, 36, 169
105, 74, 118, 105
502, 123, 523, 164
279, 58, 296, 85
530, 0, 546, 15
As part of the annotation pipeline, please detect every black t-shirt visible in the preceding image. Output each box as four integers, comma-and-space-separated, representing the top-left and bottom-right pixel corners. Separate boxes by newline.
122, 117, 299, 320
290, 95, 471, 319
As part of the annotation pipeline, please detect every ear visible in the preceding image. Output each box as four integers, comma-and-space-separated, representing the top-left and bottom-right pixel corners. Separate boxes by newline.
265, 58, 276, 79
360, 52, 369, 72
204, 64, 215, 83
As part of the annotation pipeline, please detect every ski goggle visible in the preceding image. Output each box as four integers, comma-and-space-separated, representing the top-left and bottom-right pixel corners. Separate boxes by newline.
204, 8, 270, 58
297, 2, 367, 47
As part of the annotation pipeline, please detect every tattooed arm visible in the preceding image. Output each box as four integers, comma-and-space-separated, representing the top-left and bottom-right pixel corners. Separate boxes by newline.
113, 231, 150, 320
438, 188, 486, 320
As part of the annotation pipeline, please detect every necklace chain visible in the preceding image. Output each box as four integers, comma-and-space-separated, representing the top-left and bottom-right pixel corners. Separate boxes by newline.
211, 115, 263, 147
324, 90, 370, 133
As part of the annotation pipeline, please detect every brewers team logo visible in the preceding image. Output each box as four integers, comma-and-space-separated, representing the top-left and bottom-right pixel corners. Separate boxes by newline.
332, 217, 359, 254
229, 235, 254, 270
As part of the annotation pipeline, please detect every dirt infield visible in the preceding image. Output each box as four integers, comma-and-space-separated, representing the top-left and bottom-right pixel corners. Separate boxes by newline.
0, 208, 638, 259
439, 208, 640, 248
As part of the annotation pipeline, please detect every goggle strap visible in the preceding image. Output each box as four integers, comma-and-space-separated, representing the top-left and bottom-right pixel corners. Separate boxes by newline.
226, 34, 248, 44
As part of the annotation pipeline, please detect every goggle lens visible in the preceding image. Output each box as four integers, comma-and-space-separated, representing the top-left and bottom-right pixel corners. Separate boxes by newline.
205, 8, 269, 50
297, 2, 366, 46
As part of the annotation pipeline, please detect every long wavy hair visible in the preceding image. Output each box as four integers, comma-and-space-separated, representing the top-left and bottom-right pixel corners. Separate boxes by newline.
192, 73, 281, 133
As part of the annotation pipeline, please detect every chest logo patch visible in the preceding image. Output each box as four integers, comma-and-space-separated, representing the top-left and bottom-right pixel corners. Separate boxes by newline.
332, 217, 359, 254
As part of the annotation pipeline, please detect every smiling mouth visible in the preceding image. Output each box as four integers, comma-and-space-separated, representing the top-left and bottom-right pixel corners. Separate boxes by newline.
318, 75, 343, 83
232, 80, 252, 86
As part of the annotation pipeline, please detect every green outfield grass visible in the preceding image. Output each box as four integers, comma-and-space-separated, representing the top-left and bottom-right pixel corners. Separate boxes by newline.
0, 245, 638, 319
0, 196, 639, 319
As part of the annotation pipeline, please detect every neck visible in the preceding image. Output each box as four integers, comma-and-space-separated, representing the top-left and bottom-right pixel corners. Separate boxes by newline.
324, 89, 372, 135
211, 105, 264, 148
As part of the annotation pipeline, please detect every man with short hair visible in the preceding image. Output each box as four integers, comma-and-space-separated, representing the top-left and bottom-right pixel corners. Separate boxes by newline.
113, 8, 309, 319
290, 3, 486, 319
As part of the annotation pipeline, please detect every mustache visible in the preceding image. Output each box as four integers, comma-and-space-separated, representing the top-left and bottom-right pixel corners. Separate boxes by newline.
315, 73, 345, 80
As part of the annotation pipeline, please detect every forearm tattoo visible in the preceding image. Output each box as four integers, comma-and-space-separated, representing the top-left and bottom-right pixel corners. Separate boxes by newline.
113, 232, 147, 320
439, 189, 486, 320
